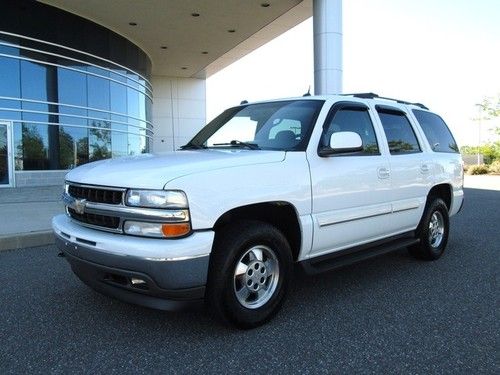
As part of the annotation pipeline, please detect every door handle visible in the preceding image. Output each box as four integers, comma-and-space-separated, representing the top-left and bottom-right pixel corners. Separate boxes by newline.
377, 167, 390, 179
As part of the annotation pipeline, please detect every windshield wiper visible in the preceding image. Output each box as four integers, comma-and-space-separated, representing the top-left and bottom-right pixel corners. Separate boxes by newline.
179, 143, 207, 150
212, 140, 260, 150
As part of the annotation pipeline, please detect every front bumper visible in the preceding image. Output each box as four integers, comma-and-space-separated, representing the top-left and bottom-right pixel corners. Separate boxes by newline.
52, 214, 214, 310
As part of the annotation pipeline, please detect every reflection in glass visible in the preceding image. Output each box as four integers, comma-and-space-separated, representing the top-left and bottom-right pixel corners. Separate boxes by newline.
88, 112, 111, 162
127, 87, 140, 118
0, 56, 21, 97
110, 81, 127, 114
19, 124, 49, 170
87, 75, 110, 110
59, 126, 88, 169
0, 125, 9, 185
20, 60, 49, 101
58, 67, 87, 107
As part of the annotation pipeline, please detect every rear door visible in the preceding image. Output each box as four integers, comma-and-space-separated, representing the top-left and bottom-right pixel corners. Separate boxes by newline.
373, 105, 431, 232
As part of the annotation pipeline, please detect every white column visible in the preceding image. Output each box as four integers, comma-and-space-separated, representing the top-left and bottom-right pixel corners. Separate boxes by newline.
313, 0, 343, 95
151, 76, 206, 152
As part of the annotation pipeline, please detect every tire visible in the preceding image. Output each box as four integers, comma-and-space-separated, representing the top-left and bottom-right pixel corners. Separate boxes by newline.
206, 220, 293, 329
409, 197, 450, 260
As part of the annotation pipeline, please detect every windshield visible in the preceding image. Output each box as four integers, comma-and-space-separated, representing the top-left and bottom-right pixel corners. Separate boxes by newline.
183, 100, 325, 151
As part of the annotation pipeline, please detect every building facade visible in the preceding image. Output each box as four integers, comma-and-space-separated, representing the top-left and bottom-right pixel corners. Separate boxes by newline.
0, 0, 153, 187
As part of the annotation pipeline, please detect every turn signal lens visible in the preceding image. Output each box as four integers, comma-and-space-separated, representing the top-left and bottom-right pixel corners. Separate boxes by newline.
161, 223, 191, 238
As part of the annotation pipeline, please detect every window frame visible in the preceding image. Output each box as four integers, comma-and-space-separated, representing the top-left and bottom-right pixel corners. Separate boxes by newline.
375, 105, 422, 155
317, 101, 381, 157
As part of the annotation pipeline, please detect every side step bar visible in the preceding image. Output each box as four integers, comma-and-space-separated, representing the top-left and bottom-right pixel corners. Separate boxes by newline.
300, 232, 419, 275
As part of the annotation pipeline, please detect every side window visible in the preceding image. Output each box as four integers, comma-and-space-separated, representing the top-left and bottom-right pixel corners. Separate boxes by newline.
377, 109, 421, 154
321, 107, 379, 155
412, 110, 459, 153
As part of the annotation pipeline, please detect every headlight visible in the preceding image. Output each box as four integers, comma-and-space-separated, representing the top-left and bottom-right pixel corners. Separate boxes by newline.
125, 189, 188, 209
123, 221, 191, 238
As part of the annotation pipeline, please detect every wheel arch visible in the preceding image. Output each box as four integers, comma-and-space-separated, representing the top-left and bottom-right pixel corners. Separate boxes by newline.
213, 201, 302, 261
427, 183, 453, 211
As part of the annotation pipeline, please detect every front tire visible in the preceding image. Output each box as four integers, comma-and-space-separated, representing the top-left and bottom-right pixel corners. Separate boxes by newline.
409, 198, 450, 260
206, 220, 292, 329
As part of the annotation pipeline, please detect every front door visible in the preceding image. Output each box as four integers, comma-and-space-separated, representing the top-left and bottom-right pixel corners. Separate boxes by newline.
308, 102, 392, 258
0, 122, 13, 187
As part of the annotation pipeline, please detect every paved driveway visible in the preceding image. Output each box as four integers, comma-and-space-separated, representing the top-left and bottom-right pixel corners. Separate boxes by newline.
0, 186, 498, 374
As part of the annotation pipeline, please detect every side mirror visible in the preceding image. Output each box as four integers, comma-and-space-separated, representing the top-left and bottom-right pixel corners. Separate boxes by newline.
319, 131, 363, 156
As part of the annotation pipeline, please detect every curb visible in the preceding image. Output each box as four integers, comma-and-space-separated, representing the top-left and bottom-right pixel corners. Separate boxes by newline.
0, 231, 54, 252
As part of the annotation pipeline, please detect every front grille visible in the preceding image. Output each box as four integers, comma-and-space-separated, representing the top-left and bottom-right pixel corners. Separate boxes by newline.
68, 185, 123, 205
68, 207, 120, 229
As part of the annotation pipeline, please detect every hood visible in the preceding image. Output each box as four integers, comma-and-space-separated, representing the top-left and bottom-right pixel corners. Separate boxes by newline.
65, 150, 286, 189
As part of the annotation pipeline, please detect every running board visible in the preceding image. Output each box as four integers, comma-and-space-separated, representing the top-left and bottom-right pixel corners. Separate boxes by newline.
300, 233, 419, 275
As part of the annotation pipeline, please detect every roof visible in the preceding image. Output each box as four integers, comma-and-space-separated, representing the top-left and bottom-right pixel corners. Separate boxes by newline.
40, 0, 312, 78
235, 94, 431, 111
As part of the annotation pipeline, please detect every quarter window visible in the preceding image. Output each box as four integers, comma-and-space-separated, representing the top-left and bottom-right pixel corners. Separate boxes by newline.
377, 109, 421, 154
321, 107, 379, 155
412, 110, 459, 153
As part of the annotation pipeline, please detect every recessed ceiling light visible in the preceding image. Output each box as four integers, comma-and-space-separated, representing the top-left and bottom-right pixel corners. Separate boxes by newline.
228, 29, 236, 33
160, 46, 167, 49
202, 51, 208, 54
129, 22, 137, 26
261, 3, 270, 7
191, 12, 200, 17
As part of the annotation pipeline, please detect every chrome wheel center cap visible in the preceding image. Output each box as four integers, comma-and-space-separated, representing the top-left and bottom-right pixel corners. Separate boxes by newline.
243, 261, 268, 292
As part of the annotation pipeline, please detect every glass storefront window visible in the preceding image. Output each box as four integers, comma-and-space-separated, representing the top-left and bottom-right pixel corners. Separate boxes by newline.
0, 56, 21, 97
88, 111, 111, 162
19, 123, 49, 170
87, 75, 110, 111
20, 60, 49, 102
57, 67, 87, 107
110, 81, 127, 115
59, 125, 89, 169
1, 2, 152, 174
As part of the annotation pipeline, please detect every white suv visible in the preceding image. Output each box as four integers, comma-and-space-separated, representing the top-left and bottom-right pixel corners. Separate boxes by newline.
53, 93, 464, 328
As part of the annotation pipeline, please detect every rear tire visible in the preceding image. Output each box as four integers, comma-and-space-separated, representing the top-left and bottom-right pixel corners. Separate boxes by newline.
409, 198, 449, 260
206, 220, 292, 329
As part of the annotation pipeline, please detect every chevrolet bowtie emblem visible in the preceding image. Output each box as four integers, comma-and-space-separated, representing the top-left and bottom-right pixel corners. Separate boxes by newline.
74, 199, 87, 215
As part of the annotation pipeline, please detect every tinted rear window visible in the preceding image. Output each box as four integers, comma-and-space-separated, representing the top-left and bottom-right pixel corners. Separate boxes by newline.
377, 110, 421, 154
413, 110, 459, 153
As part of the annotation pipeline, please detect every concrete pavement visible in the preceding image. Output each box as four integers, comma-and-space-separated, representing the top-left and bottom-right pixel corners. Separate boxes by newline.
464, 174, 500, 191
0, 186, 63, 251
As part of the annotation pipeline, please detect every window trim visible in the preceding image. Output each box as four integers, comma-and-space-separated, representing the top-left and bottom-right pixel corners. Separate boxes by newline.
317, 101, 381, 157
376, 105, 422, 155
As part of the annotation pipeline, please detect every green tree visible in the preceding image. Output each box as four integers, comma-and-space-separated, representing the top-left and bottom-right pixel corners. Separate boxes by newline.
477, 94, 500, 135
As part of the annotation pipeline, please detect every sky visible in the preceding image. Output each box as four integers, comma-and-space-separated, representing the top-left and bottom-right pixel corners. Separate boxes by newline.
206, 0, 500, 146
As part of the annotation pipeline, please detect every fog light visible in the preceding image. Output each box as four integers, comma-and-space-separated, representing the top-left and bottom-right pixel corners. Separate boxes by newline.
123, 221, 164, 237
123, 221, 191, 238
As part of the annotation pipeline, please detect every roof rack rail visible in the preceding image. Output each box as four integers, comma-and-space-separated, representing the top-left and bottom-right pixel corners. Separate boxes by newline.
341, 92, 429, 110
